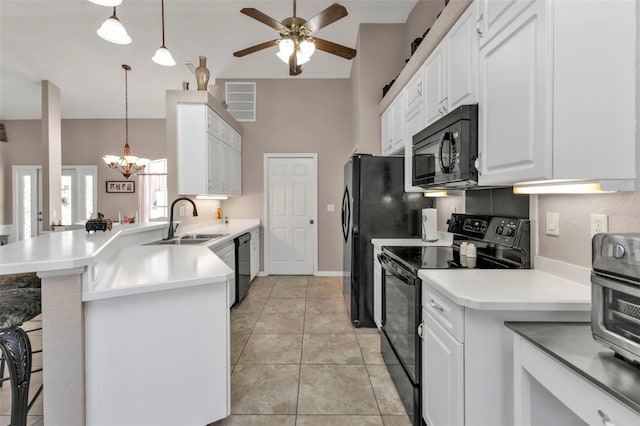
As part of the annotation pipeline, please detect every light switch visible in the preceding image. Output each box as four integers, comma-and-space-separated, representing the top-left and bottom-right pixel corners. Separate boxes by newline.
546, 212, 560, 236
327, 204, 335, 212
179, 206, 186, 217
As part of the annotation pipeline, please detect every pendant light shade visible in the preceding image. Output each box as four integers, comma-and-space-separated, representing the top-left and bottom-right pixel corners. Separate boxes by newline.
97, 7, 131, 45
152, 47, 176, 67
88, 0, 122, 6
152, 0, 176, 66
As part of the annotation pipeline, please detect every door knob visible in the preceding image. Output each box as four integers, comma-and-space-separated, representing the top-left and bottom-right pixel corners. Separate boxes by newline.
310, 220, 314, 224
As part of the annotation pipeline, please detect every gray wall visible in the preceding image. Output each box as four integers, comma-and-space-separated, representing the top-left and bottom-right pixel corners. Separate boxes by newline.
0, 119, 167, 223
537, 193, 640, 268
218, 78, 353, 272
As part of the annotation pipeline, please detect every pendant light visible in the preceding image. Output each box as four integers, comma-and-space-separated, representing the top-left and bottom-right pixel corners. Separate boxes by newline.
97, 6, 131, 45
103, 65, 150, 179
88, 0, 122, 6
152, 0, 176, 66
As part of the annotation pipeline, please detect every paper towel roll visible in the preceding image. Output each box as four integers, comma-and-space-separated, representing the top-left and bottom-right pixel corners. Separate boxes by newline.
422, 208, 438, 242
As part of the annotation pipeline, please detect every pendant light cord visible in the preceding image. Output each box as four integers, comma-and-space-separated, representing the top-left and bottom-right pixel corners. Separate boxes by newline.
161, 0, 166, 47
124, 65, 129, 146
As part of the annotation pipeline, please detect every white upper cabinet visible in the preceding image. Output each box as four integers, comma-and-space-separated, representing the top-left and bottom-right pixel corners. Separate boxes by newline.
381, 94, 405, 156
475, 0, 535, 48
424, 4, 478, 127
476, 0, 549, 184
423, 41, 447, 126
445, 6, 478, 111
476, 0, 636, 187
177, 103, 243, 196
404, 71, 426, 192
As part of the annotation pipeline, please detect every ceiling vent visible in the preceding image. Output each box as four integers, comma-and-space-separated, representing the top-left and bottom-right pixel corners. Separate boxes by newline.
182, 61, 196, 75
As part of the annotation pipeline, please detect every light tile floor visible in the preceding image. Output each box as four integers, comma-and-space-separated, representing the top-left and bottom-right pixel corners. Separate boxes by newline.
214, 276, 411, 426
0, 277, 409, 426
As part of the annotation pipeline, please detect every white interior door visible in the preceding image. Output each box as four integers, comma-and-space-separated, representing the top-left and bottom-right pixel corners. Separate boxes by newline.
266, 155, 316, 275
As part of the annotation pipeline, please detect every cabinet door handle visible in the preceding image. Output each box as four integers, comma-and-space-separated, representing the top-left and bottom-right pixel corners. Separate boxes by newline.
597, 410, 616, 426
474, 153, 482, 176
417, 81, 423, 97
417, 322, 424, 338
430, 299, 445, 313
476, 13, 484, 37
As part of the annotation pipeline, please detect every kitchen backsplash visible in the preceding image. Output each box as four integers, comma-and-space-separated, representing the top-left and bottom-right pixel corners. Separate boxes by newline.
538, 192, 640, 268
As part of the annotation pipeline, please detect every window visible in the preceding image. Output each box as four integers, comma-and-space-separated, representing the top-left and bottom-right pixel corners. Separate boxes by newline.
225, 82, 256, 122
138, 159, 168, 222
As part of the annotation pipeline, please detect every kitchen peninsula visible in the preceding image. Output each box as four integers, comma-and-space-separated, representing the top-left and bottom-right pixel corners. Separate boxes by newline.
0, 219, 259, 426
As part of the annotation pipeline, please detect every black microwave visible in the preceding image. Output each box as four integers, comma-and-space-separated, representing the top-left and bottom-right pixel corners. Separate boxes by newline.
412, 104, 478, 189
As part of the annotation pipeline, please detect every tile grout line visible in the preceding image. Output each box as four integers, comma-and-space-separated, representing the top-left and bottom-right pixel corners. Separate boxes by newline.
294, 276, 308, 420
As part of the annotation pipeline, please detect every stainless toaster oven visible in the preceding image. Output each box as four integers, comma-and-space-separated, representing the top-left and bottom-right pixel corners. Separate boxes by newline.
592, 233, 640, 363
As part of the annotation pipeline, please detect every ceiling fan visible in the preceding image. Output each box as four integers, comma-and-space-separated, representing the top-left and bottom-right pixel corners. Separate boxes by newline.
233, 0, 357, 76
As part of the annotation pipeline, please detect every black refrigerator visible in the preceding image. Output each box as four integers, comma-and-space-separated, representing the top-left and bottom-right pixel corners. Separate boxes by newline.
342, 154, 433, 328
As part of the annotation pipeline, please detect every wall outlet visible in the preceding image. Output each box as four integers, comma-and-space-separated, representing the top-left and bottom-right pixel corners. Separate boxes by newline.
546, 212, 560, 236
591, 213, 609, 238
327, 204, 335, 212
179, 206, 186, 217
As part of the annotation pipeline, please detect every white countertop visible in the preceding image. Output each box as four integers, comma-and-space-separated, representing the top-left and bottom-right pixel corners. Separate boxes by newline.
83, 245, 232, 301
419, 269, 591, 311
0, 218, 261, 301
0, 222, 167, 275
84, 219, 260, 301
372, 232, 453, 248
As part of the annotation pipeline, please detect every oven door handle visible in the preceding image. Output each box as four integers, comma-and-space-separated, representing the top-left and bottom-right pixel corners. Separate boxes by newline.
378, 253, 414, 281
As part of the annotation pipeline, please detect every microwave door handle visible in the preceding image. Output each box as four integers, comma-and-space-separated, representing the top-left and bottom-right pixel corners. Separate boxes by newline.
438, 132, 447, 173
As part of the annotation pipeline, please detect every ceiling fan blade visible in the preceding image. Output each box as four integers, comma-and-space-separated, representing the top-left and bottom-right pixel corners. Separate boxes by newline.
240, 8, 286, 31
304, 3, 348, 33
234, 39, 279, 57
314, 38, 357, 59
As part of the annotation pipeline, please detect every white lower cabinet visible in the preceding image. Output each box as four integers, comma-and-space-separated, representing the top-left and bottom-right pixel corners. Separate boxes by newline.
420, 281, 589, 425
422, 309, 464, 426
513, 336, 640, 426
213, 242, 236, 308
250, 228, 259, 281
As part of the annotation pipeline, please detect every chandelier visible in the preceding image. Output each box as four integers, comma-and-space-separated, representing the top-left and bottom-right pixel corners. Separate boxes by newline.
103, 64, 150, 179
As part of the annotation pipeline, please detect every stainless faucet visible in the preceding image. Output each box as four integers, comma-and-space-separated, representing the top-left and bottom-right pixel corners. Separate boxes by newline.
167, 197, 198, 240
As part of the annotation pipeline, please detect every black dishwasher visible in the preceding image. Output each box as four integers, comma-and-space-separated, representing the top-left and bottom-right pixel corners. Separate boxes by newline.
234, 233, 251, 305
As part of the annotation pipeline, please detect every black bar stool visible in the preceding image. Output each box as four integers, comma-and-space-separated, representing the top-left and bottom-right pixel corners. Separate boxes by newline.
0, 274, 42, 426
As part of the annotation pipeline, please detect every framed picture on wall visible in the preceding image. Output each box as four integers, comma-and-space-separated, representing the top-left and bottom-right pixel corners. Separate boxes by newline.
106, 181, 135, 193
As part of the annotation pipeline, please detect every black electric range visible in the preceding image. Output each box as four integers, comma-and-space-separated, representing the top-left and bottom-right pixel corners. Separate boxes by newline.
378, 214, 531, 426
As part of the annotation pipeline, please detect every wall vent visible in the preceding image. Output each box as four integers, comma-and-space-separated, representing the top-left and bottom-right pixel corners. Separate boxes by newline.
225, 82, 256, 122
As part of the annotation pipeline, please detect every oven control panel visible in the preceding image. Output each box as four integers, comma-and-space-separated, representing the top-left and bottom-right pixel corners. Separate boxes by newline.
448, 214, 530, 248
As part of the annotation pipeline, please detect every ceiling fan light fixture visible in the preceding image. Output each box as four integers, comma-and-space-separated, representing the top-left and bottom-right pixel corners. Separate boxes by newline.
276, 50, 291, 63
278, 38, 295, 56
300, 39, 315, 57
97, 8, 131, 45
89, 0, 122, 6
296, 51, 311, 65
152, 46, 176, 66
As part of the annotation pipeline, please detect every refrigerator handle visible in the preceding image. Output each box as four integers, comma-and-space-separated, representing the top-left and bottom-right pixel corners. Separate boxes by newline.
342, 186, 351, 242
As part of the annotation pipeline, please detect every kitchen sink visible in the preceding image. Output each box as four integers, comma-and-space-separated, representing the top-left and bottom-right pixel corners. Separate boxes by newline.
144, 233, 228, 246
181, 233, 228, 240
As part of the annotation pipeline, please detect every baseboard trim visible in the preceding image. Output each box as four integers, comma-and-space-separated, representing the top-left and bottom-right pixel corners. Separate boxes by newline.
257, 271, 344, 277
314, 271, 344, 277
